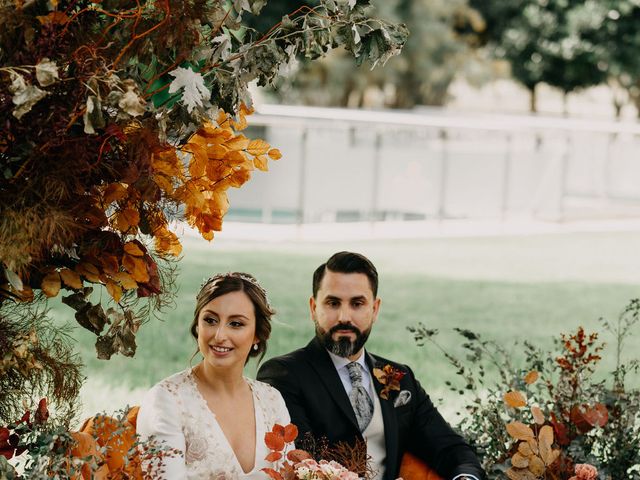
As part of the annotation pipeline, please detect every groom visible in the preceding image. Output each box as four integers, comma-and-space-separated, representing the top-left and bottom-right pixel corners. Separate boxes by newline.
257, 251, 485, 480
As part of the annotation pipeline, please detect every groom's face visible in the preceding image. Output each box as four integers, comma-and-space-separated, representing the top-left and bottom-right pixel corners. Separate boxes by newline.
310, 270, 381, 361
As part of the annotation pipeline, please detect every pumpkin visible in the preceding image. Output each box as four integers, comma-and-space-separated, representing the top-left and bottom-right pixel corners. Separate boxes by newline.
399, 452, 444, 480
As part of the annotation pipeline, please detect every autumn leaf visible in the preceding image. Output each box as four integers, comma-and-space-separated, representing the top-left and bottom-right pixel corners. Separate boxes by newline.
528, 455, 545, 476
225, 135, 250, 151
105, 280, 123, 302
283, 424, 298, 443
35, 58, 59, 87
511, 452, 529, 468
268, 148, 282, 160
100, 255, 120, 276
123, 242, 145, 257
122, 254, 150, 283
186, 143, 209, 178
504, 390, 527, 408
103, 183, 128, 204
264, 451, 282, 462
111, 272, 137, 290
506, 421, 534, 441
518, 441, 534, 457
531, 406, 545, 425
60, 268, 83, 289
154, 228, 182, 257
524, 371, 539, 385
41, 271, 61, 297
260, 468, 283, 480
505, 467, 537, 480
247, 139, 270, 156
287, 449, 312, 462
76, 262, 101, 283
168, 67, 210, 113
113, 208, 140, 232
264, 432, 285, 452
36, 11, 69, 25
254, 155, 268, 171
582, 403, 609, 427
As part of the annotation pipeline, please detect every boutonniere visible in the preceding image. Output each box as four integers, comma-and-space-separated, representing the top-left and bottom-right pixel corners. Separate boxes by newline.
372, 364, 406, 400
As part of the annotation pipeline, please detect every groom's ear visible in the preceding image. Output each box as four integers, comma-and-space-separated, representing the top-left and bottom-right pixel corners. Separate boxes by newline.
309, 295, 317, 319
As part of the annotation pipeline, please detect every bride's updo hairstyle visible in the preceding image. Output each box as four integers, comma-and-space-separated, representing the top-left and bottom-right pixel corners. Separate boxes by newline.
191, 272, 274, 363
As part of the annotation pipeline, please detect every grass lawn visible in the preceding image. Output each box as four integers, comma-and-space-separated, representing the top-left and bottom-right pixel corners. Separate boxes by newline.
49, 229, 640, 416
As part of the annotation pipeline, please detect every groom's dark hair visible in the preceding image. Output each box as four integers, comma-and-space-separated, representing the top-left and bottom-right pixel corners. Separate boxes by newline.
312, 251, 378, 298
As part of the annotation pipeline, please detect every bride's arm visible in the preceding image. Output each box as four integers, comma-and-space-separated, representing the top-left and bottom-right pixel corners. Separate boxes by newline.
137, 384, 187, 479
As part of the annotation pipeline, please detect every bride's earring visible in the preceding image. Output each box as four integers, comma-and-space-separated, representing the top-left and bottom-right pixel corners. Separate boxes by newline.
253, 343, 258, 351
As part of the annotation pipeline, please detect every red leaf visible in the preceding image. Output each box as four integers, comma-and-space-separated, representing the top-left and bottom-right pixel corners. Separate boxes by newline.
261, 468, 283, 480
35, 398, 49, 425
287, 449, 312, 462
283, 424, 298, 443
20, 410, 31, 427
582, 403, 608, 427
0, 428, 9, 442
265, 451, 282, 462
550, 414, 571, 446
264, 432, 285, 452
272, 424, 285, 437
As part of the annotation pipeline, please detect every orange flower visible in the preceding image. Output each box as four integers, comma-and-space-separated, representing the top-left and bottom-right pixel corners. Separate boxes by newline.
569, 463, 598, 480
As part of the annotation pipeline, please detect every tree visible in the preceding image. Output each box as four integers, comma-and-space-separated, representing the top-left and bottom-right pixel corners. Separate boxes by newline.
469, 0, 608, 112
0, 0, 407, 431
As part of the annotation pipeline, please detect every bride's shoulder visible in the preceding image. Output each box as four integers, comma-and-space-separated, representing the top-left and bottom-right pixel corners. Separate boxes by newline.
146, 368, 193, 397
248, 378, 284, 401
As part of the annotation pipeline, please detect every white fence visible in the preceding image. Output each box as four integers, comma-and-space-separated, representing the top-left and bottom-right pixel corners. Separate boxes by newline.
226, 104, 640, 224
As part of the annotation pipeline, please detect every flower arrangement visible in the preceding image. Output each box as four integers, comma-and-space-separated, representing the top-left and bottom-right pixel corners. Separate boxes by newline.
262, 424, 362, 480
372, 364, 406, 400
408, 299, 640, 479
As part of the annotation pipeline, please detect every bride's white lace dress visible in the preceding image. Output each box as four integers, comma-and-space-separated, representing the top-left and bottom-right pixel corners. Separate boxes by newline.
137, 368, 290, 479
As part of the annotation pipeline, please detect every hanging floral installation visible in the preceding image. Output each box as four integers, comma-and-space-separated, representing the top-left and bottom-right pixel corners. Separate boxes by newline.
0, 0, 407, 435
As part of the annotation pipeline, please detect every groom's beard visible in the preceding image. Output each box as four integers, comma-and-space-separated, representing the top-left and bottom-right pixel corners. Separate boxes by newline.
315, 322, 371, 358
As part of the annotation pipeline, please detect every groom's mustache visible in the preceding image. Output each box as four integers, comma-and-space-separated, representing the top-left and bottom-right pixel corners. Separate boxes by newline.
329, 323, 360, 335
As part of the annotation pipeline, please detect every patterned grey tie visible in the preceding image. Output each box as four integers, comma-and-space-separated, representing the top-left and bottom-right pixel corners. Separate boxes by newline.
346, 362, 374, 432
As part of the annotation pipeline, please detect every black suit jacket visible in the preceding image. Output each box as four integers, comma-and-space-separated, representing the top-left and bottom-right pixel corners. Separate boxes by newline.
257, 338, 485, 480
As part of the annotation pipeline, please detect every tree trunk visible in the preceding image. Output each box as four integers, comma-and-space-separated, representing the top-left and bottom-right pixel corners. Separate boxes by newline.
529, 85, 537, 113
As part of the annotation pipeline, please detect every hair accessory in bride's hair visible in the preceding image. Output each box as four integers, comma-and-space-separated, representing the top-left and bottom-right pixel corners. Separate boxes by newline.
199, 272, 269, 302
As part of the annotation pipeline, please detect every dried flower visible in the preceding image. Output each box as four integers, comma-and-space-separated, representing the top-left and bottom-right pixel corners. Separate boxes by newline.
372, 364, 406, 400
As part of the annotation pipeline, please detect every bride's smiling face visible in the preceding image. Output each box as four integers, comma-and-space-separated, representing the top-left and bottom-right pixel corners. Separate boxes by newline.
196, 290, 258, 369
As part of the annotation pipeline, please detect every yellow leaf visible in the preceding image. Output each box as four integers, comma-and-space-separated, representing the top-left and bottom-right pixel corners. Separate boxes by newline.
151, 149, 183, 177
153, 174, 175, 194
60, 268, 83, 289
246, 139, 270, 156
113, 208, 140, 232
224, 135, 250, 151
154, 229, 182, 257
268, 148, 282, 160
202, 230, 214, 241
223, 150, 247, 166
103, 183, 128, 204
111, 271, 137, 290
504, 390, 527, 408
216, 109, 230, 128
524, 371, 539, 385
254, 155, 268, 172
511, 452, 529, 469
506, 421, 534, 441
538, 425, 554, 449
531, 406, 545, 425
105, 280, 122, 302
123, 242, 145, 257
76, 262, 101, 283
228, 167, 252, 188
41, 271, 61, 297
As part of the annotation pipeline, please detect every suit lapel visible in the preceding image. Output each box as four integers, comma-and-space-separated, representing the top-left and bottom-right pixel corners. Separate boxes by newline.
366, 353, 399, 480
305, 338, 360, 432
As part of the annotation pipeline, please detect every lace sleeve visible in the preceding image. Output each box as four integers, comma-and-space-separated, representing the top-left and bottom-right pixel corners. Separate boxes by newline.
137, 383, 187, 479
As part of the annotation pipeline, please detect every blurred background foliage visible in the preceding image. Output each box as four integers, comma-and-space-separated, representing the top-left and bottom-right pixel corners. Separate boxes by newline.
250, 0, 640, 115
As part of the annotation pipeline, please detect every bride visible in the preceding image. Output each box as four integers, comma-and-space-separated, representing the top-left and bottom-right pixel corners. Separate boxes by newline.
137, 272, 290, 479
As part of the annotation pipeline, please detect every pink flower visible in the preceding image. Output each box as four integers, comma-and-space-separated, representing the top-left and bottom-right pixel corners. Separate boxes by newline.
569, 463, 598, 480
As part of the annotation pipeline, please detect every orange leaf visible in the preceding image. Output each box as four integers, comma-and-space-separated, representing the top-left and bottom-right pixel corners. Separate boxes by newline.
186, 143, 209, 178
111, 272, 138, 290
518, 441, 534, 457
272, 424, 285, 437
154, 228, 182, 257
207, 144, 228, 161
283, 424, 298, 443
264, 451, 282, 462
103, 183, 128, 205
264, 432, 285, 452
254, 155, 268, 171
123, 242, 145, 257
105, 280, 122, 302
122, 254, 150, 283
524, 371, 539, 385
505, 467, 537, 480
76, 262, 101, 283
100, 255, 120, 276
153, 174, 175, 194
228, 167, 252, 188
36, 11, 69, 25
528, 455, 545, 476
504, 391, 527, 408
225, 134, 250, 152
224, 150, 247, 166
113, 208, 140, 232
531, 406, 545, 425
268, 148, 282, 160
60, 268, 83, 289
506, 421, 534, 441
247, 139, 270, 156
260, 468, 283, 480
41, 271, 61, 297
